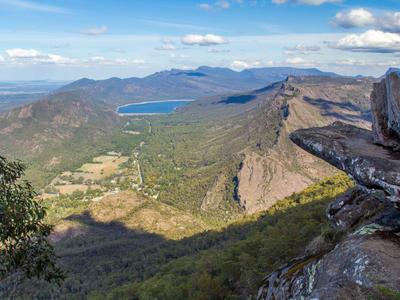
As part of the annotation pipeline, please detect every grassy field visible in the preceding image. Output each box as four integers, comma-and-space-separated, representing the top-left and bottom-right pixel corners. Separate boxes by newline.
78, 155, 129, 178
41, 153, 131, 198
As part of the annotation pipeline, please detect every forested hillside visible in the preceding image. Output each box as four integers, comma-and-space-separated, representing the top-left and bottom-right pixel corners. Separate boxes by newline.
138, 76, 373, 218
5, 174, 353, 299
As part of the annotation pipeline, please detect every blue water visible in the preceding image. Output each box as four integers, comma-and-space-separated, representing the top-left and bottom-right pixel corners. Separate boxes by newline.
117, 100, 193, 115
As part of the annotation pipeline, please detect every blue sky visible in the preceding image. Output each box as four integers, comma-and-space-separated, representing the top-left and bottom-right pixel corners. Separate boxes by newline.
0, 0, 399, 80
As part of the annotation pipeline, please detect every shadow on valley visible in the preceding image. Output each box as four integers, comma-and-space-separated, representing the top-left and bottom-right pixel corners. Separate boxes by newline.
304, 96, 372, 122
219, 94, 257, 104
2, 175, 352, 299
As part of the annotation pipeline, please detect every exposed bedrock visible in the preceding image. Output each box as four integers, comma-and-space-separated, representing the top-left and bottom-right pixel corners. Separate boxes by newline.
290, 122, 400, 204
371, 68, 400, 148
258, 68, 400, 299
327, 186, 386, 230
257, 189, 400, 300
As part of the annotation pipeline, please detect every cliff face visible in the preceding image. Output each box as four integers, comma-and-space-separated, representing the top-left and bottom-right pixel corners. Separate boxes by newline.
372, 69, 400, 148
258, 69, 400, 299
236, 77, 372, 214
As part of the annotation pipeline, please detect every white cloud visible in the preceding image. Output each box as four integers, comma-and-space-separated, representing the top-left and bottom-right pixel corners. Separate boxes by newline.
285, 57, 308, 64
3, 48, 147, 67
198, 0, 230, 11
132, 59, 146, 64
181, 34, 228, 46
332, 8, 375, 29
231, 60, 250, 69
231, 59, 261, 69
81, 25, 108, 36
333, 9, 400, 33
272, 0, 341, 5
89, 56, 106, 62
377, 12, 400, 33
198, 3, 213, 10
5, 48, 77, 64
0, 0, 68, 13
334, 58, 400, 67
0, 54, 4, 62
332, 30, 400, 53
155, 38, 177, 51
284, 44, 320, 55
169, 53, 190, 59
285, 57, 315, 67
208, 48, 230, 53
87, 57, 145, 65
217, 0, 230, 9
6, 48, 41, 58
46, 54, 76, 64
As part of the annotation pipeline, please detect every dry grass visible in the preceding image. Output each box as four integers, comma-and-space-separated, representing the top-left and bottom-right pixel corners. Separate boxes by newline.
55, 184, 102, 194
87, 191, 209, 239
78, 155, 129, 179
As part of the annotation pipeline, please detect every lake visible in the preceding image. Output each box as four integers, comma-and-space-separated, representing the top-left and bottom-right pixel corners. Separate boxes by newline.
117, 100, 194, 115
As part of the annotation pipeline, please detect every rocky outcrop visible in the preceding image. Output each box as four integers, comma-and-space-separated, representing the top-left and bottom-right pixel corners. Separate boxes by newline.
258, 199, 400, 299
236, 77, 372, 214
290, 122, 400, 204
258, 68, 400, 299
371, 68, 400, 148
327, 187, 385, 230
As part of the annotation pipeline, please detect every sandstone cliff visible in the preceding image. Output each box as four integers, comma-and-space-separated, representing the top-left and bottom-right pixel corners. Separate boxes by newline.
258, 69, 400, 299
237, 76, 372, 214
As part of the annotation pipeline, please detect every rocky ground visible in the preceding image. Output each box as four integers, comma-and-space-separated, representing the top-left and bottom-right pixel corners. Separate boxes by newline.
258, 69, 400, 299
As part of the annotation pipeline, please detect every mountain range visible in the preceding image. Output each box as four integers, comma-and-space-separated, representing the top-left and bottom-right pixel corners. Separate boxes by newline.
56, 66, 339, 106
0, 66, 379, 298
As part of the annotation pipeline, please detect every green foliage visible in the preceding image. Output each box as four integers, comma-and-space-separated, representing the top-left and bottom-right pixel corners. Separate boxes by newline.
104, 174, 353, 300
138, 100, 285, 223
7, 173, 352, 299
0, 156, 64, 284
41, 189, 101, 224
123, 118, 149, 133
373, 285, 400, 300
1, 117, 143, 189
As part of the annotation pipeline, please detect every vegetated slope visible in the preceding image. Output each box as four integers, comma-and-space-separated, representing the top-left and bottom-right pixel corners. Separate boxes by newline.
236, 76, 373, 213
105, 174, 353, 300
5, 174, 353, 299
56, 66, 339, 106
0, 80, 68, 112
0, 92, 123, 187
138, 76, 374, 218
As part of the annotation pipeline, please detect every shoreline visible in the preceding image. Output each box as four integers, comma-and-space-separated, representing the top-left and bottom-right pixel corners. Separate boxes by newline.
117, 99, 195, 110
116, 99, 195, 116
118, 112, 168, 116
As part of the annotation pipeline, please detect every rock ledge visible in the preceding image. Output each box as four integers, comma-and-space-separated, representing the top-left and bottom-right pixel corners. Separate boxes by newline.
290, 121, 400, 203
257, 68, 400, 299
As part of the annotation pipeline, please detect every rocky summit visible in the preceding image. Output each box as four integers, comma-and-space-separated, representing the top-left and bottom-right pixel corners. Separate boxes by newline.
258, 69, 400, 299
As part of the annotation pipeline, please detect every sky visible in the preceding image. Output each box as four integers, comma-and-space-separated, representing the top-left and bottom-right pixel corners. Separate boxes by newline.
0, 0, 399, 80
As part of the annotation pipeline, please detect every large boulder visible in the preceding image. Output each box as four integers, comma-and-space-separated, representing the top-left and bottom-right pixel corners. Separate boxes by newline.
257, 202, 400, 300
290, 121, 400, 204
327, 187, 386, 230
371, 68, 400, 148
